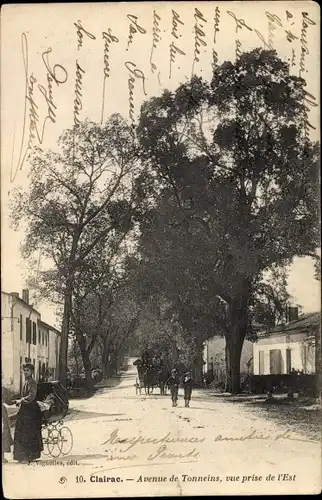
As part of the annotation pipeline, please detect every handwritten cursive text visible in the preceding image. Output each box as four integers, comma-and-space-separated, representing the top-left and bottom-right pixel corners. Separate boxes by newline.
127, 14, 146, 49
192, 8, 207, 75
74, 20, 96, 50
169, 10, 185, 78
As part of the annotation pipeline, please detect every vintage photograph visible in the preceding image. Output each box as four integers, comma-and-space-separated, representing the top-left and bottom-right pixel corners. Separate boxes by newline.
1, 1, 321, 497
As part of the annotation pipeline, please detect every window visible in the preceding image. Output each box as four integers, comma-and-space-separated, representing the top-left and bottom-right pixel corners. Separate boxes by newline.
259, 350, 264, 375
32, 322, 37, 345
20, 314, 23, 340
42, 331, 44, 345
33, 358, 35, 369
269, 349, 282, 375
286, 348, 292, 374
38, 360, 41, 380
46, 333, 48, 347
26, 318, 31, 343
38, 329, 41, 344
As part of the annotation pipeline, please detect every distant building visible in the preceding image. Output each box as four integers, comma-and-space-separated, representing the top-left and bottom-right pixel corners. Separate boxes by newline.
1, 290, 60, 393
253, 310, 319, 376
203, 336, 254, 379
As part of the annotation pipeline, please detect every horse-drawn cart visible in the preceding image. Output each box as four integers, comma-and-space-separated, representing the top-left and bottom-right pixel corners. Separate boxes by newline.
134, 359, 169, 396
36, 381, 73, 458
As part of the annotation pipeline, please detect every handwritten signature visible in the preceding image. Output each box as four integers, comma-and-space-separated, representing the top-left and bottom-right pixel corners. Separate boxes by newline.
10, 33, 68, 182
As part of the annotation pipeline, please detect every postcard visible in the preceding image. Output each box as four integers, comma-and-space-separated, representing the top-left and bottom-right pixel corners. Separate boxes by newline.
1, 1, 321, 498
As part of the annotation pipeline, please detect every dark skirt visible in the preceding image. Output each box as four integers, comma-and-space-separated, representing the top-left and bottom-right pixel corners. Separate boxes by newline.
2, 404, 14, 452
13, 401, 43, 462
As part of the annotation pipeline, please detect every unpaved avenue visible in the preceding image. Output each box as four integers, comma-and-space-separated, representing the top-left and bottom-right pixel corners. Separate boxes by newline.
3, 358, 321, 497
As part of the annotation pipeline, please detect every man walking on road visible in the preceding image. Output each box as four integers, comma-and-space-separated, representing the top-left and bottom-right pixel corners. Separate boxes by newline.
182, 371, 193, 407
166, 369, 180, 407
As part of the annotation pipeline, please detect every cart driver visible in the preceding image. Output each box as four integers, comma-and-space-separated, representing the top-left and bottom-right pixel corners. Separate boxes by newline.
141, 350, 150, 368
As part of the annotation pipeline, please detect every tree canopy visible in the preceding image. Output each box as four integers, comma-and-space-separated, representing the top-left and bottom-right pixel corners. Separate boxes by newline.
135, 48, 319, 391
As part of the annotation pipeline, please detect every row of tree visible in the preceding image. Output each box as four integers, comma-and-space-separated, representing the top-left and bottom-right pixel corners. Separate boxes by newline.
11, 49, 320, 392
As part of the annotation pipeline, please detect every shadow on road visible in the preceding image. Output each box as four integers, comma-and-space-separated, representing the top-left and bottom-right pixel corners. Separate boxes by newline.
65, 409, 126, 422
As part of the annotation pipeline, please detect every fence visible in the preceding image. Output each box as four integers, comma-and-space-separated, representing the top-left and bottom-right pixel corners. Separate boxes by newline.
250, 373, 317, 397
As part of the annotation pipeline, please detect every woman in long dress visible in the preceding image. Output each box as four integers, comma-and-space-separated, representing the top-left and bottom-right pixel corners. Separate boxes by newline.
13, 363, 43, 463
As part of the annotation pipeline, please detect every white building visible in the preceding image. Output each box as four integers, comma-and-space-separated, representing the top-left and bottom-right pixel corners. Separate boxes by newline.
253, 312, 319, 375
1, 290, 60, 394
203, 337, 254, 377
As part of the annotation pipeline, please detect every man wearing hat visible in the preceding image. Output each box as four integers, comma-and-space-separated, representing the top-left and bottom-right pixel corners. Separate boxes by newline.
182, 371, 193, 407
166, 369, 180, 407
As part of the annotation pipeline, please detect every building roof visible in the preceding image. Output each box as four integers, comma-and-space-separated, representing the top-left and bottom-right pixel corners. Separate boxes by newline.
2, 290, 41, 316
39, 320, 60, 335
2, 290, 60, 335
259, 312, 320, 337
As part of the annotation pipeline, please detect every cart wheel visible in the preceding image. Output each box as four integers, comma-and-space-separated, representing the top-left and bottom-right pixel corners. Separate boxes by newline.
47, 428, 62, 457
41, 427, 51, 456
58, 426, 73, 456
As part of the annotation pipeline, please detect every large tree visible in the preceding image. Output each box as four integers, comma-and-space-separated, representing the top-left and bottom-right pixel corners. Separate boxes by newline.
70, 238, 128, 386
11, 115, 145, 386
137, 48, 319, 393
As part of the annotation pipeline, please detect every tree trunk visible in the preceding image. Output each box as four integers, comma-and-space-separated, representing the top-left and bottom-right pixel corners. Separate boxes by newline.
59, 289, 72, 387
225, 293, 249, 394
73, 339, 79, 377
75, 330, 94, 389
102, 342, 110, 378
110, 352, 118, 374
170, 341, 177, 366
82, 348, 93, 389
225, 334, 244, 393
225, 343, 230, 391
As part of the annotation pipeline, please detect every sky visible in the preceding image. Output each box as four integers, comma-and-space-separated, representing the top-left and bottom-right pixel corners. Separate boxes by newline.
1, 2, 320, 328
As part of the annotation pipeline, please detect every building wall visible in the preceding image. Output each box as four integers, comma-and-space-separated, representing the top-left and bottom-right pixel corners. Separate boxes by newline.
1, 294, 14, 388
1, 292, 60, 393
253, 331, 315, 375
203, 336, 254, 374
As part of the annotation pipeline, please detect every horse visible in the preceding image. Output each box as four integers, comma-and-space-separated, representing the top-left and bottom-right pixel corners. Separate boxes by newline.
157, 366, 170, 395
143, 364, 158, 395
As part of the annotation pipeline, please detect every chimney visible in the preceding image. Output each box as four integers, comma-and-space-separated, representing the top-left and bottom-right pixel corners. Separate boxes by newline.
22, 289, 29, 304
287, 306, 299, 323
11, 292, 19, 298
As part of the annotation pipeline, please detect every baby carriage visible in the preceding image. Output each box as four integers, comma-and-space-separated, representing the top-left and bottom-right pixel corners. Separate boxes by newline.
36, 381, 73, 458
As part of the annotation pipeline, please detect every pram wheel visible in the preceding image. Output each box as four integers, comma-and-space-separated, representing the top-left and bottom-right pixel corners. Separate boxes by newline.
58, 426, 73, 455
41, 426, 51, 455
